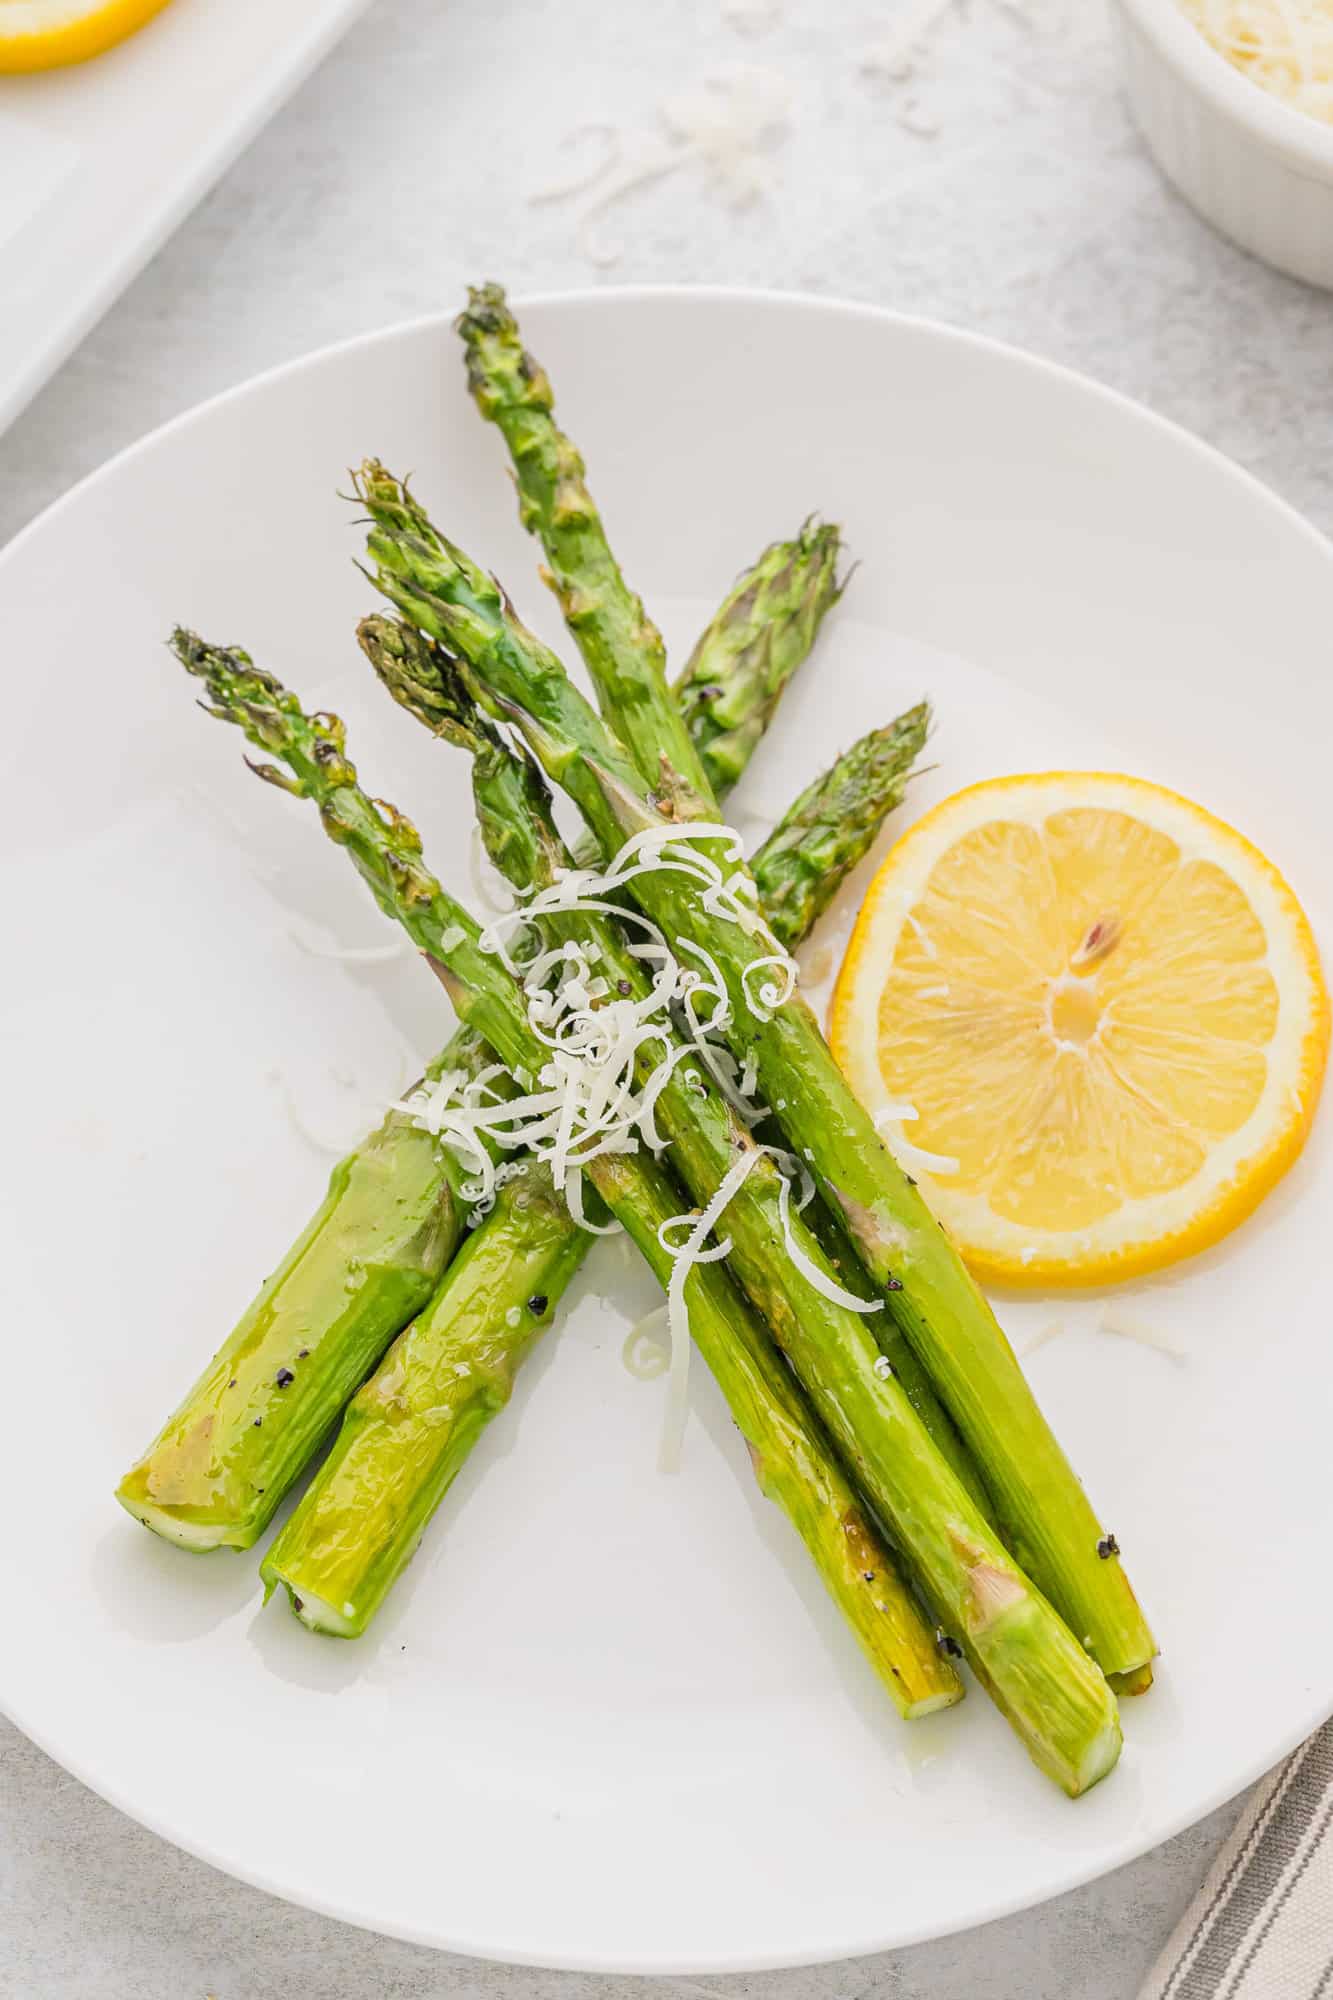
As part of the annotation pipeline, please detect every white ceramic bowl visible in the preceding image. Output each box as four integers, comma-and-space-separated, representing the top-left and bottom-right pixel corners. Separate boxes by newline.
1112, 0, 1333, 289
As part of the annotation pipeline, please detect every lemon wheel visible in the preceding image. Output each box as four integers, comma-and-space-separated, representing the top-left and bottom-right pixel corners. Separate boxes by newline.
831, 772, 1328, 1287
0, 0, 172, 71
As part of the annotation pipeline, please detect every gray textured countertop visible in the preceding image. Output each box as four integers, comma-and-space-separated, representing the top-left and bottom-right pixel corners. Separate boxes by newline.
3, 0, 1327, 1992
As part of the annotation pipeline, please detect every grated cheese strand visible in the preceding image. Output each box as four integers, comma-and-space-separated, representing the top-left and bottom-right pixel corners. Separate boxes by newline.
289, 928, 406, 965
770, 1161, 884, 1314
657, 1147, 765, 1472
622, 1306, 671, 1380
891, 1134, 962, 1177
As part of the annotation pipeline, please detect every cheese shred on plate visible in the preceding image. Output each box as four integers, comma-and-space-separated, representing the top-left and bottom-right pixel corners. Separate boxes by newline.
1178, 0, 1333, 122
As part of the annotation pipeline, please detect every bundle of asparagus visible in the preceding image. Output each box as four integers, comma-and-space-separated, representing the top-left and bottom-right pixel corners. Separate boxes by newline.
117, 513, 844, 1551
117, 282, 1157, 1800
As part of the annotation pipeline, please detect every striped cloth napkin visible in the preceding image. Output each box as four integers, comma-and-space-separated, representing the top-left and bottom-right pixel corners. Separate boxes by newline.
1141, 1721, 1333, 2000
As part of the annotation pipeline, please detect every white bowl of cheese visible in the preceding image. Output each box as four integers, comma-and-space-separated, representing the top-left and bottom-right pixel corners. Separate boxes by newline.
1112, 0, 1333, 289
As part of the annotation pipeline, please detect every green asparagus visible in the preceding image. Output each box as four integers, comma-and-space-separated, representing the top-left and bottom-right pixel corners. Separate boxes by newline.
115, 1032, 485, 1550
355, 615, 1122, 1796
118, 527, 849, 1552
753, 705, 930, 950
177, 628, 961, 1720
356, 460, 1155, 1688
262, 1156, 590, 1635
672, 521, 845, 801
457, 281, 719, 809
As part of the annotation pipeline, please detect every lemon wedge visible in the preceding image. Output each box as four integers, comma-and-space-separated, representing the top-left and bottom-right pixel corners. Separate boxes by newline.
830, 772, 1328, 1286
0, 0, 171, 71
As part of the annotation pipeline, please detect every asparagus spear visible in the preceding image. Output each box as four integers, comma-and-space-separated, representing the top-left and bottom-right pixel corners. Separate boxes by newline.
460, 284, 850, 811
457, 281, 718, 808
115, 1033, 485, 1550
177, 630, 961, 1720
261, 1156, 590, 1636
672, 521, 845, 801
357, 462, 1155, 1686
752, 705, 929, 950
118, 528, 848, 1553
338, 632, 1119, 1794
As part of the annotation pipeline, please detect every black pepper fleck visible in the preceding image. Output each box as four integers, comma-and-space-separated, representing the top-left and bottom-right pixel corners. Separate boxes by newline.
275, 1368, 295, 1388
617, 979, 632, 997
885, 1276, 903, 1292
293, 1596, 304, 1613
528, 1294, 548, 1316
228, 1378, 237, 1388
298, 1348, 310, 1359
905, 1174, 917, 1187
862, 1569, 876, 1582
1097, 1533, 1121, 1560
253, 1417, 262, 1428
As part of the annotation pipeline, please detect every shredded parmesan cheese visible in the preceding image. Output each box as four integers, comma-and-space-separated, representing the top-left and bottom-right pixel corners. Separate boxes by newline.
859, 0, 1072, 140
1098, 1309, 1186, 1363
528, 123, 622, 203
661, 64, 792, 202
873, 1102, 920, 1129
280, 1085, 366, 1158
622, 1306, 671, 1380
1019, 1318, 1067, 1359
657, 1149, 763, 1470
1178, 0, 1333, 121
532, 65, 793, 268
289, 927, 406, 965
395, 826, 806, 1466
279, 1046, 421, 1159
891, 1135, 961, 1177
1019, 1309, 1186, 1363
772, 1167, 882, 1314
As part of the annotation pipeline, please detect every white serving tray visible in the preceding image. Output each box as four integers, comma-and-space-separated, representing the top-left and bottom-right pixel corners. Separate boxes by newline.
0, 0, 370, 438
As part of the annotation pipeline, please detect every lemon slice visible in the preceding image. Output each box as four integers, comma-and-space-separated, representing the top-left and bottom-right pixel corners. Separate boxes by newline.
831, 772, 1328, 1286
0, 0, 171, 70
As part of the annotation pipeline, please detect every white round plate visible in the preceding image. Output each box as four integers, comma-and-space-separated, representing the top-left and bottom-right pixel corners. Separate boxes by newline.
2, 291, 1330, 1974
